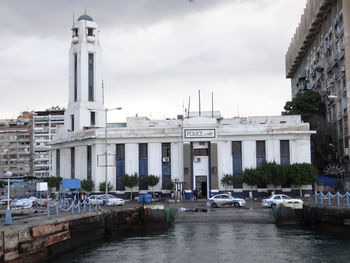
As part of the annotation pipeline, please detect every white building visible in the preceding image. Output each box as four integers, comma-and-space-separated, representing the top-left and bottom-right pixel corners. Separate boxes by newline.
52, 14, 315, 198
33, 109, 65, 177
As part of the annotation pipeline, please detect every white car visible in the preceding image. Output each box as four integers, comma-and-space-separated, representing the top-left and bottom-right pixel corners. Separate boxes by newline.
88, 194, 104, 205
98, 194, 125, 206
262, 194, 303, 208
208, 194, 246, 208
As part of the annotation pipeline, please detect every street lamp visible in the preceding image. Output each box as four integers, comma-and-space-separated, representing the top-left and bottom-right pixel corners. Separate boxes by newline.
5, 171, 12, 225
104, 107, 122, 196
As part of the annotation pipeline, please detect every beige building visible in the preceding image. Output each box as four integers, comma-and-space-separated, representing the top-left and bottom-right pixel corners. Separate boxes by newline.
0, 112, 33, 177
286, 0, 350, 172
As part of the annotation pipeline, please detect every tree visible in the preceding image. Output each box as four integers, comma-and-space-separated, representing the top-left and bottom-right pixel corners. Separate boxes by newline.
121, 173, 139, 200
282, 90, 326, 122
43, 176, 62, 190
221, 174, 234, 190
165, 180, 174, 191
242, 168, 266, 188
290, 163, 317, 196
258, 162, 287, 192
145, 175, 159, 197
81, 179, 94, 192
282, 90, 335, 172
99, 182, 112, 192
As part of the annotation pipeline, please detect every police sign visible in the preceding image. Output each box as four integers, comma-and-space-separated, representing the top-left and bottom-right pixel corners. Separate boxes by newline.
184, 129, 216, 139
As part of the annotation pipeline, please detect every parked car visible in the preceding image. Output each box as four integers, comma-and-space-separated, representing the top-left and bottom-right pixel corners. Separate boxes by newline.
98, 194, 125, 206
88, 194, 104, 205
262, 194, 303, 208
207, 194, 246, 208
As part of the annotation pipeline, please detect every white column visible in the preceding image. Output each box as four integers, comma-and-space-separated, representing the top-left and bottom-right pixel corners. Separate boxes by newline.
217, 141, 232, 190
125, 143, 139, 175
148, 143, 162, 190
242, 140, 256, 169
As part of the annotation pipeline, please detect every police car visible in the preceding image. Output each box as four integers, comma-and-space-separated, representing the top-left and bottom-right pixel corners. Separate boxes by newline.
262, 194, 303, 208
208, 194, 246, 208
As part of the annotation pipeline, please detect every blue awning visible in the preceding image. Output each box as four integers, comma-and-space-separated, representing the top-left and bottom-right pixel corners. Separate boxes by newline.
61, 179, 81, 190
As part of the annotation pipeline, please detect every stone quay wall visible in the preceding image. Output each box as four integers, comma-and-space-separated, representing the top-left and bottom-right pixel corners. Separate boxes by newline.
0, 208, 150, 263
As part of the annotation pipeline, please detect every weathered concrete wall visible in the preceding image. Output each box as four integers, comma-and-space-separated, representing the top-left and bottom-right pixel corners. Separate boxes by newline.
0, 208, 162, 263
302, 205, 350, 229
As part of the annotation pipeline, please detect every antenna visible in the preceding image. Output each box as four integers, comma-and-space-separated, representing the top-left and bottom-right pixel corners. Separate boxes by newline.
72, 13, 75, 26
211, 92, 214, 118
188, 96, 191, 118
102, 81, 105, 105
236, 104, 240, 117
198, 90, 201, 117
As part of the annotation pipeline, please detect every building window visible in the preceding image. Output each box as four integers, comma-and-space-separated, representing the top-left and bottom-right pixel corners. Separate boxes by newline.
116, 144, 125, 160
139, 143, 148, 190
88, 53, 94, 101
87, 145, 92, 180
87, 28, 94, 36
71, 147, 75, 179
71, 115, 74, 131
193, 149, 209, 156
72, 28, 78, 37
162, 143, 171, 189
232, 141, 242, 175
56, 149, 60, 177
74, 53, 78, 102
280, 140, 290, 165
139, 143, 148, 160
162, 143, 171, 158
116, 144, 125, 190
256, 140, 266, 167
90, 112, 96, 126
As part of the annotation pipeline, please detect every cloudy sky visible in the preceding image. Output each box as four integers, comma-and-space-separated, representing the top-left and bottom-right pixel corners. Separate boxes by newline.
0, 0, 306, 122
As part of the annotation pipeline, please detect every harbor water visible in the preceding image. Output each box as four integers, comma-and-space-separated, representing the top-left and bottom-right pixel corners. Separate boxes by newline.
52, 222, 350, 263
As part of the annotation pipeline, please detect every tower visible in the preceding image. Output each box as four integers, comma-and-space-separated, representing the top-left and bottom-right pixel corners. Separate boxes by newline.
64, 14, 105, 132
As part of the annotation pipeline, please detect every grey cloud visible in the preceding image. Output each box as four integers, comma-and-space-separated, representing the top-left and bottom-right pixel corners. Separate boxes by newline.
0, 0, 232, 37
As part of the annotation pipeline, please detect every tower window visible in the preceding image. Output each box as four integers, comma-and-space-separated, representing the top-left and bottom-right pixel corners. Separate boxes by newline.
88, 53, 94, 101
71, 114, 74, 131
90, 112, 96, 126
74, 53, 77, 102
72, 28, 78, 37
87, 28, 94, 36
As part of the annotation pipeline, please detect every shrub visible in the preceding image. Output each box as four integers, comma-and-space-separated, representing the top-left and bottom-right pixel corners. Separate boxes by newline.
81, 179, 94, 192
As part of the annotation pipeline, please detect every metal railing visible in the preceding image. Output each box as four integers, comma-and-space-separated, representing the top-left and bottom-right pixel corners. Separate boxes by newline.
314, 191, 350, 207
46, 199, 105, 219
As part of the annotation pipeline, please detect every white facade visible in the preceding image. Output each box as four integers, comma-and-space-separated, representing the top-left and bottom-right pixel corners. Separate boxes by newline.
33, 110, 64, 177
52, 14, 315, 198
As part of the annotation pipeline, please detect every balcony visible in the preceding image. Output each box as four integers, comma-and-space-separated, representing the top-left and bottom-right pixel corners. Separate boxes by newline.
87, 36, 95, 43
72, 36, 79, 43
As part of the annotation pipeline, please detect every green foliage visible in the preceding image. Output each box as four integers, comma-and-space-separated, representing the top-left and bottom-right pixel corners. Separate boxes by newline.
43, 176, 62, 189
242, 162, 317, 188
165, 180, 174, 190
0, 180, 4, 188
121, 173, 139, 199
81, 179, 94, 192
221, 174, 234, 188
242, 168, 266, 188
121, 173, 139, 189
282, 90, 326, 122
145, 175, 160, 188
99, 182, 113, 192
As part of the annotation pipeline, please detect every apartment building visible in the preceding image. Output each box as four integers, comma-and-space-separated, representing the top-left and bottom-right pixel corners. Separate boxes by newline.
33, 109, 65, 177
286, 0, 350, 171
0, 112, 33, 177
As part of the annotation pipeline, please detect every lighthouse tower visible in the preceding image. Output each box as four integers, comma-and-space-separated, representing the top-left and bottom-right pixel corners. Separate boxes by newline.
64, 14, 105, 132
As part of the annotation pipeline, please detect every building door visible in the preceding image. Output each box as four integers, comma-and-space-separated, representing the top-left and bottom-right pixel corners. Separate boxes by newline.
195, 176, 207, 198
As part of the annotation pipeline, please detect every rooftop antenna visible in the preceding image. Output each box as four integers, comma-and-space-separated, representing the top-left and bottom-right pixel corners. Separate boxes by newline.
72, 13, 75, 26
198, 90, 201, 117
236, 104, 240, 117
187, 96, 191, 118
102, 81, 105, 105
211, 92, 214, 118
